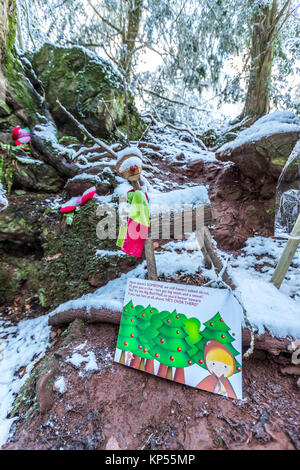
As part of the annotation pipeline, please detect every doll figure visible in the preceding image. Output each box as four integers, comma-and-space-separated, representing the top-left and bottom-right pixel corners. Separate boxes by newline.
196, 340, 237, 399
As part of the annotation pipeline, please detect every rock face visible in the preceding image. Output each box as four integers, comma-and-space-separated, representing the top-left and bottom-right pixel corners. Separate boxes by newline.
216, 111, 300, 181
30, 44, 145, 141
0, 1, 45, 142
14, 156, 64, 193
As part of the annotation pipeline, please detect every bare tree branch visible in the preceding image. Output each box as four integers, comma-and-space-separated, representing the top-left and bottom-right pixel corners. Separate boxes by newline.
56, 99, 118, 159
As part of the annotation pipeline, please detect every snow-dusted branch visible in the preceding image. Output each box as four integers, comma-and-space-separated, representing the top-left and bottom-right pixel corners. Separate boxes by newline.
56, 99, 118, 159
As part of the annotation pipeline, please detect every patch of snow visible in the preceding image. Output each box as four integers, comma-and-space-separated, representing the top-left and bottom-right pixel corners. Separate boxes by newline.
96, 249, 128, 258
67, 351, 98, 373
71, 173, 101, 183
235, 269, 300, 338
146, 125, 216, 163
16, 156, 43, 166
54, 376, 66, 394
218, 111, 300, 153
0, 315, 51, 447
34, 119, 75, 159
149, 185, 210, 214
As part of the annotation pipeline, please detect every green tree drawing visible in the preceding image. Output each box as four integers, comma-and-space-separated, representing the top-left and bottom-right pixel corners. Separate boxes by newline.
143, 309, 202, 383
117, 301, 158, 370
189, 312, 242, 374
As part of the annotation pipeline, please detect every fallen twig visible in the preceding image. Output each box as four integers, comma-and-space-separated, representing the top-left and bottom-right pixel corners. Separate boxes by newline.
56, 99, 118, 159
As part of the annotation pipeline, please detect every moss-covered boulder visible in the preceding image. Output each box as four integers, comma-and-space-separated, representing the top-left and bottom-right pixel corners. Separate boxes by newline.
0, 193, 42, 243
14, 155, 64, 193
39, 199, 138, 309
0, 255, 40, 305
31, 44, 145, 141
216, 111, 300, 181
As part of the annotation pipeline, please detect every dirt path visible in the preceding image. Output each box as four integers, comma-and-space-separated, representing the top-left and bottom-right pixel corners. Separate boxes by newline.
3, 323, 299, 450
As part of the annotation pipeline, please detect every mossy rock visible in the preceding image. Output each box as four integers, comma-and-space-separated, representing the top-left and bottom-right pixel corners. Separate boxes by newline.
14, 156, 64, 193
31, 44, 146, 141
0, 1, 46, 134
0, 193, 43, 243
0, 192, 139, 309
11, 352, 56, 421
0, 254, 40, 305
39, 198, 138, 309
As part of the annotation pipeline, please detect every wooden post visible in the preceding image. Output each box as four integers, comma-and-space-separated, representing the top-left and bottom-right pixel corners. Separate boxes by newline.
202, 227, 236, 289
271, 213, 300, 289
196, 228, 212, 269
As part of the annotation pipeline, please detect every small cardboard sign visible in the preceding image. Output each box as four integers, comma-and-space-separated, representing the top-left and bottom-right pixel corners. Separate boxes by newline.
114, 279, 243, 399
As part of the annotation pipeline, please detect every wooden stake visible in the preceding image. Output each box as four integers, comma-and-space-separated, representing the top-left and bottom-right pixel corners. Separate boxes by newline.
203, 227, 236, 289
131, 179, 158, 281
196, 228, 212, 269
271, 213, 300, 289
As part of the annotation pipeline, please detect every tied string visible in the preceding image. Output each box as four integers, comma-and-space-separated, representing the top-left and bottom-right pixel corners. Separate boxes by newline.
202, 254, 255, 359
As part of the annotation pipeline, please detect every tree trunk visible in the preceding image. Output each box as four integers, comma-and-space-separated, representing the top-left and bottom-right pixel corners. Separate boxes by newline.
145, 359, 154, 375
130, 355, 141, 369
0, 0, 15, 66
174, 368, 185, 384
120, 0, 143, 79
157, 363, 168, 378
241, 0, 278, 121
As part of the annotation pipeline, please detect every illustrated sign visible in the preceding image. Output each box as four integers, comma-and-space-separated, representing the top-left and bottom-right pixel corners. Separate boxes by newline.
114, 278, 243, 399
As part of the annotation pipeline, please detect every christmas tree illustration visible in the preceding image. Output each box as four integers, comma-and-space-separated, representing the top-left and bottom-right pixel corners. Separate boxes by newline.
189, 312, 242, 374
143, 309, 202, 383
117, 301, 158, 371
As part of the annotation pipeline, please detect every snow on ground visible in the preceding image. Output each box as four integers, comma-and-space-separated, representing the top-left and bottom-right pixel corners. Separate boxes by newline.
145, 124, 216, 164
67, 351, 98, 375
218, 111, 300, 153
0, 315, 51, 447
54, 376, 66, 394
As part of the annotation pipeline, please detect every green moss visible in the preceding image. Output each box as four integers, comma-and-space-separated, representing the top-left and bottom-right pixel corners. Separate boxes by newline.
38, 199, 122, 309
11, 353, 55, 421
31, 44, 145, 140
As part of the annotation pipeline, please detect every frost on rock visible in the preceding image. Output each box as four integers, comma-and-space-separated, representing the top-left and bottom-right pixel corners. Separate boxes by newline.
218, 111, 300, 153
34, 118, 75, 159
275, 139, 300, 236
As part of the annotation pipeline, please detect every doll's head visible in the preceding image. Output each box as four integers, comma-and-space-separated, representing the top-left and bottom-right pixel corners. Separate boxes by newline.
204, 340, 235, 379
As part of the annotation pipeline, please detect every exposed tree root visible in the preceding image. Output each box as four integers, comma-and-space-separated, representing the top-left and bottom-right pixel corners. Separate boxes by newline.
49, 307, 293, 357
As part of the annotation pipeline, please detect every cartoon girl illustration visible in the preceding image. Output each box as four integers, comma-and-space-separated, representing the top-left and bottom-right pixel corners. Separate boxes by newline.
196, 340, 237, 399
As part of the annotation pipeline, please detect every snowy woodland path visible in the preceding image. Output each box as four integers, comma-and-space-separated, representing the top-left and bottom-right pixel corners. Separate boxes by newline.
1, 123, 300, 450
